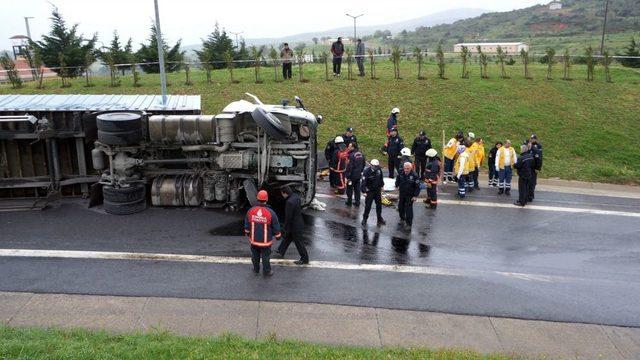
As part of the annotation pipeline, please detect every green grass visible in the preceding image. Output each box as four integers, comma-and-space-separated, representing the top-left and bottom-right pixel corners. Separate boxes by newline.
1, 59, 639, 184
0, 326, 516, 359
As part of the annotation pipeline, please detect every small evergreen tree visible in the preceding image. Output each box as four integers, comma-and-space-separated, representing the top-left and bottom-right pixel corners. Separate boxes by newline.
603, 50, 612, 83
436, 44, 446, 79
58, 52, 70, 87
496, 46, 509, 79
250, 45, 265, 83
136, 23, 184, 74
83, 50, 94, 87
477, 46, 488, 79
0, 54, 22, 88
617, 37, 639, 68
225, 50, 238, 83
585, 46, 595, 81
391, 46, 402, 79
195, 23, 236, 71
368, 48, 376, 79
460, 46, 470, 78
521, 49, 532, 80
414, 47, 425, 80
200, 51, 213, 83
545, 48, 556, 80
562, 49, 572, 81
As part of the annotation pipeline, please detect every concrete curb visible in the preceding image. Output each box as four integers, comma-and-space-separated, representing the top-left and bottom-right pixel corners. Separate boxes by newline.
1, 291, 638, 359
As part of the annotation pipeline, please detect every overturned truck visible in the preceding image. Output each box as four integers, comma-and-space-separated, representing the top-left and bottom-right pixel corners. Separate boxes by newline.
0, 93, 322, 214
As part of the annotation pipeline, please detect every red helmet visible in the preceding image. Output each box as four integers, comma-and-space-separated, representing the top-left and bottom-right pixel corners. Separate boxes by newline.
257, 190, 268, 202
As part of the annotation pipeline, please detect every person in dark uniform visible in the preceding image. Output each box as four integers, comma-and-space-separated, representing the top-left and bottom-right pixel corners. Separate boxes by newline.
528, 134, 543, 202
361, 159, 386, 226
244, 190, 281, 276
383, 129, 404, 178
343, 127, 358, 150
411, 130, 432, 178
386, 108, 400, 136
397, 147, 413, 174
487, 141, 502, 188
345, 147, 365, 206
276, 186, 309, 265
514, 144, 534, 207
395, 162, 422, 227
423, 148, 440, 209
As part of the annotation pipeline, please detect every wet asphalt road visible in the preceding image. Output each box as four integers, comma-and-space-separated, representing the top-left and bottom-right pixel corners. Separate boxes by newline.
1, 181, 639, 326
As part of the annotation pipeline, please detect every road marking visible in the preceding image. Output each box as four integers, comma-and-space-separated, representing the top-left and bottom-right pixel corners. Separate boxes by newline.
0, 248, 565, 283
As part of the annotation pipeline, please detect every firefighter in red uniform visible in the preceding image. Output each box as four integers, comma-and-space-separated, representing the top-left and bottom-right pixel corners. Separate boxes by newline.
330, 137, 351, 194
244, 190, 282, 276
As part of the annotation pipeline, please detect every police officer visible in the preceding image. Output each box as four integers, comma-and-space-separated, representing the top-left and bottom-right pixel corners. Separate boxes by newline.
528, 134, 543, 202
395, 162, 421, 227
244, 190, 281, 276
514, 144, 534, 207
276, 186, 309, 265
345, 146, 365, 206
361, 159, 386, 226
424, 148, 440, 209
397, 147, 413, 174
343, 127, 359, 150
383, 129, 404, 178
386, 107, 400, 136
411, 131, 432, 178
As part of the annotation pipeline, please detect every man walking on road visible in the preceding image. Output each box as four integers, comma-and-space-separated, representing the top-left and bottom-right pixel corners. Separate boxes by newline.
280, 43, 294, 79
396, 162, 421, 227
355, 39, 366, 76
276, 186, 309, 265
331, 37, 345, 76
514, 144, 534, 207
361, 159, 386, 227
244, 190, 281, 276
345, 147, 365, 206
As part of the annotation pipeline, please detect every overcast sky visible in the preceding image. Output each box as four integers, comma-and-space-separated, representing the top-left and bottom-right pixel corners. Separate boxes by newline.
1, 0, 547, 51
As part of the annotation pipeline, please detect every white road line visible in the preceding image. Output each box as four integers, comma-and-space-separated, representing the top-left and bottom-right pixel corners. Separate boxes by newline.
0, 248, 565, 283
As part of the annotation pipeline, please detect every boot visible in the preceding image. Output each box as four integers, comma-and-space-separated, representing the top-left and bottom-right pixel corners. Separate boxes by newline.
361, 219, 367, 226
505, 189, 511, 196
498, 188, 504, 195
377, 218, 386, 226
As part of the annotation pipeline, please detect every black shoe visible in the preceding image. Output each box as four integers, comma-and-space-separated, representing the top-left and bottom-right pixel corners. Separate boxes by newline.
253, 268, 260, 274
273, 250, 283, 258
294, 260, 309, 265
377, 218, 386, 226
527, 198, 533, 202
498, 189, 504, 195
361, 219, 367, 226
505, 189, 511, 196
513, 202, 525, 207
354, 203, 360, 207
264, 270, 274, 277
345, 202, 352, 207
474, 186, 480, 190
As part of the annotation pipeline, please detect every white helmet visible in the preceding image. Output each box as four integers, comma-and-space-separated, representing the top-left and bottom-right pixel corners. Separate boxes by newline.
400, 147, 411, 156
391, 107, 400, 114
468, 132, 476, 139
425, 148, 438, 158
370, 159, 380, 166
334, 136, 344, 144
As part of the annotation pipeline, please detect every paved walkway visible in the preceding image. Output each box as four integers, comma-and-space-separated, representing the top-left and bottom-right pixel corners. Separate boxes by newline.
1, 292, 638, 359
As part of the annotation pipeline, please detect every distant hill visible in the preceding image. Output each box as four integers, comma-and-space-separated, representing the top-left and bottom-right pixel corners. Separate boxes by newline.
381, 0, 640, 51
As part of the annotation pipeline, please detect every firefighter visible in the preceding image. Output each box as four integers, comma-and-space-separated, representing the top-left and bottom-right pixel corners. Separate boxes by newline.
487, 141, 502, 188
343, 127, 359, 150
411, 130, 432, 178
330, 136, 349, 193
244, 190, 281, 276
345, 146, 365, 206
386, 107, 400, 136
424, 148, 440, 209
495, 140, 517, 195
514, 144, 534, 207
442, 132, 460, 183
383, 129, 404, 178
361, 159, 386, 226
397, 147, 413, 174
528, 134, 543, 202
454, 145, 469, 198
395, 162, 421, 227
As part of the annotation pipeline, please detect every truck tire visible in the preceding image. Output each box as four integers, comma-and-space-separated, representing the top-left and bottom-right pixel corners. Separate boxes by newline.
98, 129, 142, 145
102, 184, 146, 203
103, 198, 147, 215
96, 112, 142, 132
251, 108, 289, 140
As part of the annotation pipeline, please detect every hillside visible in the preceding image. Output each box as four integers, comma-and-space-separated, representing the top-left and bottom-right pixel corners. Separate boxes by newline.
371, 0, 640, 52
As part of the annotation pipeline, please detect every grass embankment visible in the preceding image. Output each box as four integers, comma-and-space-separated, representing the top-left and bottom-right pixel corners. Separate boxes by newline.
1, 60, 639, 184
0, 326, 516, 359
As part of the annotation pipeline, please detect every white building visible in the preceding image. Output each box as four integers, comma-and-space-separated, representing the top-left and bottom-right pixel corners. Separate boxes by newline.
549, 1, 562, 10
453, 42, 529, 54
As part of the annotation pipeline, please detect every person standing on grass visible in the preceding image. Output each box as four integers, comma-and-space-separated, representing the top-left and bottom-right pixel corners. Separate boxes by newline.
244, 190, 281, 276
495, 140, 517, 195
487, 141, 502, 188
411, 130, 432, 178
280, 43, 294, 79
514, 144, 534, 207
331, 37, 345, 76
276, 186, 309, 265
386, 107, 400, 137
355, 39, 366, 76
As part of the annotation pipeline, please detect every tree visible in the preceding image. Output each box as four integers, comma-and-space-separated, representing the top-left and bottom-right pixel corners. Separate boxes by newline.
391, 46, 402, 79
603, 50, 612, 83
460, 46, 470, 79
545, 48, 556, 80
585, 46, 595, 81
23, 45, 42, 81
225, 50, 238, 83
100, 32, 132, 76
183, 62, 192, 85
295, 45, 307, 82
321, 51, 330, 81
58, 52, 70, 87
136, 23, 184, 73
250, 45, 265, 83
562, 49, 572, 81
200, 51, 213, 83
617, 37, 640, 68
83, 50, 95, 87
521, 49, 532, 80
0, 54, 22, 88
414, 47, 425, 80
268, 46, 280, 82
477, 46, 488, 79
368, 48, 376, 79
235, 40, 249, 68
31, 7, 97, 77
436, 44, 446, 79
345, 48, 354, 80
496, 46, 509, 79
312, 37, 319, 45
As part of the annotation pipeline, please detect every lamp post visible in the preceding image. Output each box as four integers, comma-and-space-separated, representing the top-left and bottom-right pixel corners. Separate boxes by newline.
600, 0, 610, 54
230, 31, 243, 48
153, 0, 167, 106
24, 17, 34, 40
345, 13, 364, 48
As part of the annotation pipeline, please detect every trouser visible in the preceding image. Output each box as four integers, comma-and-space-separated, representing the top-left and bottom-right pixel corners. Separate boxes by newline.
444, 157, 455, 181
329, 169, 339, 188
333, 57, 342, 74
398, 194, 414, 225
498, 166, 513, 190
388, 154, 399, 178
518, 177, 531, 205
457, 174, 467, 198
356, 57, 365, 75
488, 165, 498, 186
466, 174, 475, 191
346, 178, 361, 205
363, 191, 383, 221
529, 171, 538, 200
282, 62, 292, 79
414, 157, 427, 179
472, 167, 480, 189
278, 232, 309, 262
250, 245, 271, 273
426, 183, 438, 208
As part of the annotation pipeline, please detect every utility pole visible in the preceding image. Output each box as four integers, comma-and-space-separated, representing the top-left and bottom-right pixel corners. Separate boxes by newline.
24, 17, 34, 39
230, 31, 243, 48
600, 0, 610, 54
154, 0, 167, 106
345, 13, 364, 48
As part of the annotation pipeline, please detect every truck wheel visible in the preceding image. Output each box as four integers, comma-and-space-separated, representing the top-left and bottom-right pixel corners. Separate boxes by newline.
102, 184, 146, 203
97, 112, 142, 132
103, 198, 147, 215
251, 108, 289, 140
98, 129, 142, 145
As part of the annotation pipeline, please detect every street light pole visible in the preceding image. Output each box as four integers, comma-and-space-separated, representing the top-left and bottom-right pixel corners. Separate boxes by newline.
24, 17, 34, 39
153, 0, 167, 106
600, 0, 610, 54
230, 31, 243, 48
345, 13, 364, 48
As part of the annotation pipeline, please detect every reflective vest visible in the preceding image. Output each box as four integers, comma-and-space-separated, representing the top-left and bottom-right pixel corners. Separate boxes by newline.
467, 143, 478, 169
474, 143, 485, 167
244, 205, 281, 247
443, 138, 458, 160
496, 147, 517, 169
454, 151, 470, 176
